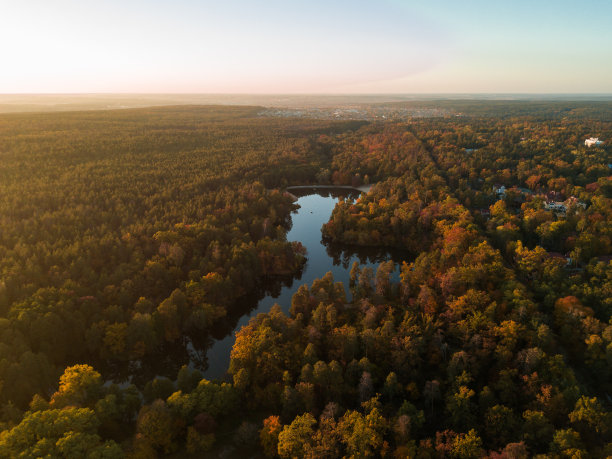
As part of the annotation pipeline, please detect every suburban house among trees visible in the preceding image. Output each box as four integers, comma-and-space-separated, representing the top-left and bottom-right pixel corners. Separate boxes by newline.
584, 136, 603, 147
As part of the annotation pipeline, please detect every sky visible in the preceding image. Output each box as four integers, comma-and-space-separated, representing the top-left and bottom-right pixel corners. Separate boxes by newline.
2, 0, 611, 94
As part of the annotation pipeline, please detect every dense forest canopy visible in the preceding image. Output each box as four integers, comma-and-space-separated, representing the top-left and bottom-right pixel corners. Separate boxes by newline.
0, 103, 610, 457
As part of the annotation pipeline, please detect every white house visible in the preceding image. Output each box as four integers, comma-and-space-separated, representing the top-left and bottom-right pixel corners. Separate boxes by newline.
493, 185, 506, 197
585, 137, 603, 147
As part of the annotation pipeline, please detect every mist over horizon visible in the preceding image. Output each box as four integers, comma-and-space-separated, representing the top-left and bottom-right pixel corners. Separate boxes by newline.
1, 92, 612, 114
3, 0, 612, 94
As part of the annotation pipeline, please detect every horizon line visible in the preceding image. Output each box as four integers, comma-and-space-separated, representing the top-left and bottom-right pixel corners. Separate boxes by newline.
2, 92, 612, 96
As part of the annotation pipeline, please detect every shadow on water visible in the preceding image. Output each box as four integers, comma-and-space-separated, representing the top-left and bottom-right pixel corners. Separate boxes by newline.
101, 269, 305, 387
324, 241, 409, 269
104, 188, 409, 386
195, 187, 412, 381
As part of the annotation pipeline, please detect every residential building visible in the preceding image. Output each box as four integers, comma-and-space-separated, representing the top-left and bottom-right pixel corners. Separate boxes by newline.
585, 137, 603, 147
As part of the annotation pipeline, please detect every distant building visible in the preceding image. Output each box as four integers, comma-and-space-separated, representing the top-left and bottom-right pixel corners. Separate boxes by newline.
546, 190, 564, 202
493, 185, 506, 197
565, 196, 587, 210
544, 201, 566, 212
585, 137, 603, 147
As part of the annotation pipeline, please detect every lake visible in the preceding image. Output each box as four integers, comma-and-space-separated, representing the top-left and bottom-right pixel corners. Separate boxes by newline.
201, 187, 406, 380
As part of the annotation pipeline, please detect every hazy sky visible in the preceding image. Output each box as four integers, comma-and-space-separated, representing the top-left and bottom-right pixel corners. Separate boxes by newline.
2, 0, 611, 93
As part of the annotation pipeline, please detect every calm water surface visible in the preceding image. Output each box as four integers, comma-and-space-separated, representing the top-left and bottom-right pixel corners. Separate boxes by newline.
202, 189, 405, 379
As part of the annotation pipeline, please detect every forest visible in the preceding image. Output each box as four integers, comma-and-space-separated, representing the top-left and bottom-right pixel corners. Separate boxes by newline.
0, 102, 610, 457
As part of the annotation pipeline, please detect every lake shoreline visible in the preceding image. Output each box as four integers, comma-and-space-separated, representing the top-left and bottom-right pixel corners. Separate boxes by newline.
285, 183, 374, 194
201, 188, 399, 380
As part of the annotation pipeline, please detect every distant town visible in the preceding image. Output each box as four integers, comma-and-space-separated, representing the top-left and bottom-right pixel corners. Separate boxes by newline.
258, 105, 452, 121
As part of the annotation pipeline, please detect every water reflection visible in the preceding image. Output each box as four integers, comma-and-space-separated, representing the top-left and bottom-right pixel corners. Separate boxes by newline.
200, 188, 408, 380
324, 242, 407, 269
